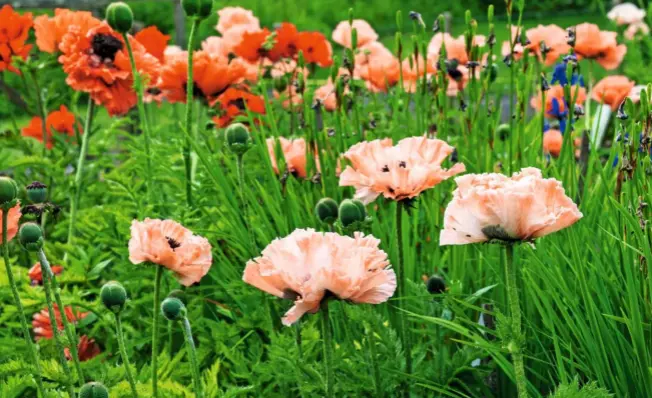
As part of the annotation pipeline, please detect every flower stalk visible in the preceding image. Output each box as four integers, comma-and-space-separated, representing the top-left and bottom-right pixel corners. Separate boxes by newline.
181, 317, 203, 398
320, 299, 333, 398
504, 244, 528, 398
184, 18, 200, 207
151, 265, 163, 398
115, 312, 139, 398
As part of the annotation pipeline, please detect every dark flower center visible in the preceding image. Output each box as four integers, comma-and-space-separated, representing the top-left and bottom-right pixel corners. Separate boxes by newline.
229, 98, 247, 111
166, 236, 182, 250
92, 34, 123, 61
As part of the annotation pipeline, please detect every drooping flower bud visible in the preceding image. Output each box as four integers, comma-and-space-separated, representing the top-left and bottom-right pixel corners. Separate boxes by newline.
161, 297, 186, 321
225, 123, 251, 155
315, 198, 339, 225
496, 124, 510, 141
100, 281, 128, 313
105, 2, 133, 34
26, 181, 47, 204
339, 199, 364, 227
181, 0, 213, 19
18, 223, 44, 252
426, 274, 447, 295
79, 382, 109, 398
167, 289, 187, 304
0, 176, 18, 207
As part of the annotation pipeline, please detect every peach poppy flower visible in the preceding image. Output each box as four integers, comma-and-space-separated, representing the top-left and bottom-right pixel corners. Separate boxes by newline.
29, 262, 64, 285
314, 81, 338, 111
297, 31, 333, 67
0, 203, 20, 243
65, 335, 101, 362
543, 129, 563, 158
574, 23, 627, 70
22, 105, 78, 149
332, 19, 378, 48
32, 304, 88, 340
216, 7, 260, 35
164, 45, 184, 59
243, 228, 396, 326
267, 137, 315, 178
428, 33, 468, 64
0, 5, 34, 74
512, 24, 570, 66
401, 55, 436, 93
440, 167, 583, 245
592, 75, 636, 111
628, 85, 647, 103
212, 87, 266, 127
134, 26, 170, 62
625, 22, 650, 40
202, 36, 230, 58
274, 85, 303, 110
129, 218, 212, 287
607, 3, 646, 25
34, 9, 99, 54
530, 85, 586, 118
339, 136, 466, 204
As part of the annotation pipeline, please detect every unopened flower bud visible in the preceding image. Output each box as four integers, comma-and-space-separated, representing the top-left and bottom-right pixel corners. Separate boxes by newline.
0, 176, 18, 207
225, 123, 251, 155
496, 123, 510, 141
19, 223, 44, 252
181, 0, 213, 19
26, 181, 47, 203
79, 382, 109, 398
161, 297, 186, 321
167, 289, 187, 304
315, 198, 338, 225
339, 199, 364, 227
351, 199, 366, 219
101, 281, 128, 313
105, 2, 133, 34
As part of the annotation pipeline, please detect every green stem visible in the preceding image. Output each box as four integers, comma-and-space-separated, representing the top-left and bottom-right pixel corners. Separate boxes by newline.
184, 18, 200, 208
29, 69, 48, 157
181, 317, 203, 398
505, 244, 528, 398
38, 249, 84, 386
151, 266, 163, 398
236, 154, 256, 254
123, 33, 154, 205
365, 320, 383, 398
115, 313, 139, 398
395, 202, 412, 395
65, 98, 96, 259
2, 209, 46, 397
320, 300, 333, 398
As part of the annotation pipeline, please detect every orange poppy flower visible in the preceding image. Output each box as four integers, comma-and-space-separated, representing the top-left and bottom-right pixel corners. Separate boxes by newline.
65, 335, 101, 362
296, 31, 332, 67
0, 5, 34, 74
0, 203, 20, 243
212, 87, 266, 128
158, 50, 246, 103
574, 23, 627, 70
543, 129, 563, 157
268, 23, 299, 61
22, 105, 78, 149
134, 26, 170, 62
591, 75, 636, 111
32, 305, 88, 340
233, 28, 271, 62
34, 8, 100, 54
28, 262, 64, 285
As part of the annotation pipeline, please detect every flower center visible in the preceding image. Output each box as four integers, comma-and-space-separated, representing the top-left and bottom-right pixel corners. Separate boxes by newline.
166, 236, 182, 250
91, 34, 123, 62
481, 225, 518, 242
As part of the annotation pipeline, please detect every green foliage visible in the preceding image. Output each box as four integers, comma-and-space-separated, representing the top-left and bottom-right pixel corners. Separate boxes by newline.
549, 378, 613, 398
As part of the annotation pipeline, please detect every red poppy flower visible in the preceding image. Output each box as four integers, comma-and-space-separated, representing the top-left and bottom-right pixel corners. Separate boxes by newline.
158, 50, 246, 103
212, 87, 266, 127
134, 26, 170, 62
28, 262, 64, 285
22, 105, 78, 149
296, 31, 332, 67
268, 23, 299, 61
65, 335, 101, 362
32, 305, 88, 340
34, 8, 100, 54
233, 28, 271, 62
0, 5, 34, 74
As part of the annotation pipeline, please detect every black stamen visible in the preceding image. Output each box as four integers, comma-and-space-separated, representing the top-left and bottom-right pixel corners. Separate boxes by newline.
166, 236, 181, 250
91, 33, 123, 61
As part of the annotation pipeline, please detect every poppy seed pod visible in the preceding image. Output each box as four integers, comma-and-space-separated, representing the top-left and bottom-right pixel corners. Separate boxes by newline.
100, 281, 128, 313
181, 0, 213, 19
225, 123, 251, 155
0, 176, 18, 207
351, 199, 366, 219
26, 181, 47, 204
496, 123, 510, 141
339, 199, 364, 227
79, 382, 109, 398
105, 2, 133, 34
426, 275, 446, 295
315, 198, 339, 225
18, 223, 44, 252
161, 297, 186, 321
167, 289, 187, 303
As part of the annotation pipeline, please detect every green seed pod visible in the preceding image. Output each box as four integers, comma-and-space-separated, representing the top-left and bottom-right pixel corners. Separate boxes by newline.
18, 223, 44, 252
167, 289, 187, 304
225, 123, 251, 155
496, 123, 510, 141
100, 281, 128, 313
315, 198, 339, 225
105, 2, 133, 34
26, 181, 47, 204
79, 382, 109, 398
351, 199, 366, 219
0, 176, 18, 207
181, 0, 213, 19
339, 199, 363, 227
161, 297, 186, 321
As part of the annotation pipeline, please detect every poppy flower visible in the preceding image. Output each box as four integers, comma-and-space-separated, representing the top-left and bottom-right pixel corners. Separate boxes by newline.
332, 19, 378, 48
543, 129, 564, 158
267, 137, 317, 178
32, 305, 88, 340
134, 26, 170, 62
34, 9, 99, 54
65, 335, 101, 362
22, 105, 78, 149
625, 22, 650, 40
401, 55, 436, 93
0, 203, 20, 243
233, 28, 272, 63
274, 85, 304, 110
0, 5, 34, 74
59, 22, 160, 116
531, 85, 586, 121
505, 24, 570, 66
216, 7, 260, 35
158, 50, 246, 103
28, 262, 64, 285
628, 85, 648, 103
607, 3, 646, 25
428, 33, 469, 64
296, 32, 332, 67
243, 228, 396, 326
314, 81, 338, 111
268, 23, 300, 61
339, 136, 466, 204
128, 218, 212, 287
574, 23, 627, 70
202, 36, 230, 58
212, 87, 266, 127
440, 167, 583, 245
591, 75, 636, 111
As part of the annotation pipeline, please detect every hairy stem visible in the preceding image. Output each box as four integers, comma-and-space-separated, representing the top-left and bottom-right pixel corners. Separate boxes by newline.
320, 300, 333, 398
115, 313, 139, 398
151, 266, 163, 398
181, 317, 203, 398
505, 244, 528, 398
184, 18, 200, 208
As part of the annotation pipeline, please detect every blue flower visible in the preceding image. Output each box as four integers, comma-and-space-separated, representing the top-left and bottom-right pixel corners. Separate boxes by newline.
550, 62, 584, 87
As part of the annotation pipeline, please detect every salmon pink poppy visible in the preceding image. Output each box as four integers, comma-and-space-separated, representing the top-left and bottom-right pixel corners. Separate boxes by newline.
314, 81, 338, 111
134, 26, 170, 62
29, 262, 64, 285
625, 22, 649, 40
266, 137, 314, 178
0, 203, 20, 243
592, 75, 636, 111
543, 129, 564, 158
22, 105, 78, 149
339, 136, 466, 204
243, 228, 396, 326
427, 33, 469, 64
440, 167, 583, 245
129, 218, 213, 287
574, 23, 627, 70
0, 5, 34, 74
216, 7, 260, 35
65, 335, 101, 362
332, 19, 378, 48
34, 9, 99, 54
212, 87, 266, 127
32, 305, 88, 340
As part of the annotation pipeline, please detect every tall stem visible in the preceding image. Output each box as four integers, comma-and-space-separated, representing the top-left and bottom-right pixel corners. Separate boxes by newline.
123, 34, 154, 204
29, 69, 48, 157
320, 300, 333, 398
236, 154, 256, 254
504, 244, 528, 398
115, 313, 139, 398
365, 319, 383, 398
38, 249, 84, 385
66, 98, 96, 257
395, 203, 412, 395
2, 210, 46, 397
181, 317, 203, 398
184, 18, 200, 208
151, 266, 163, 398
